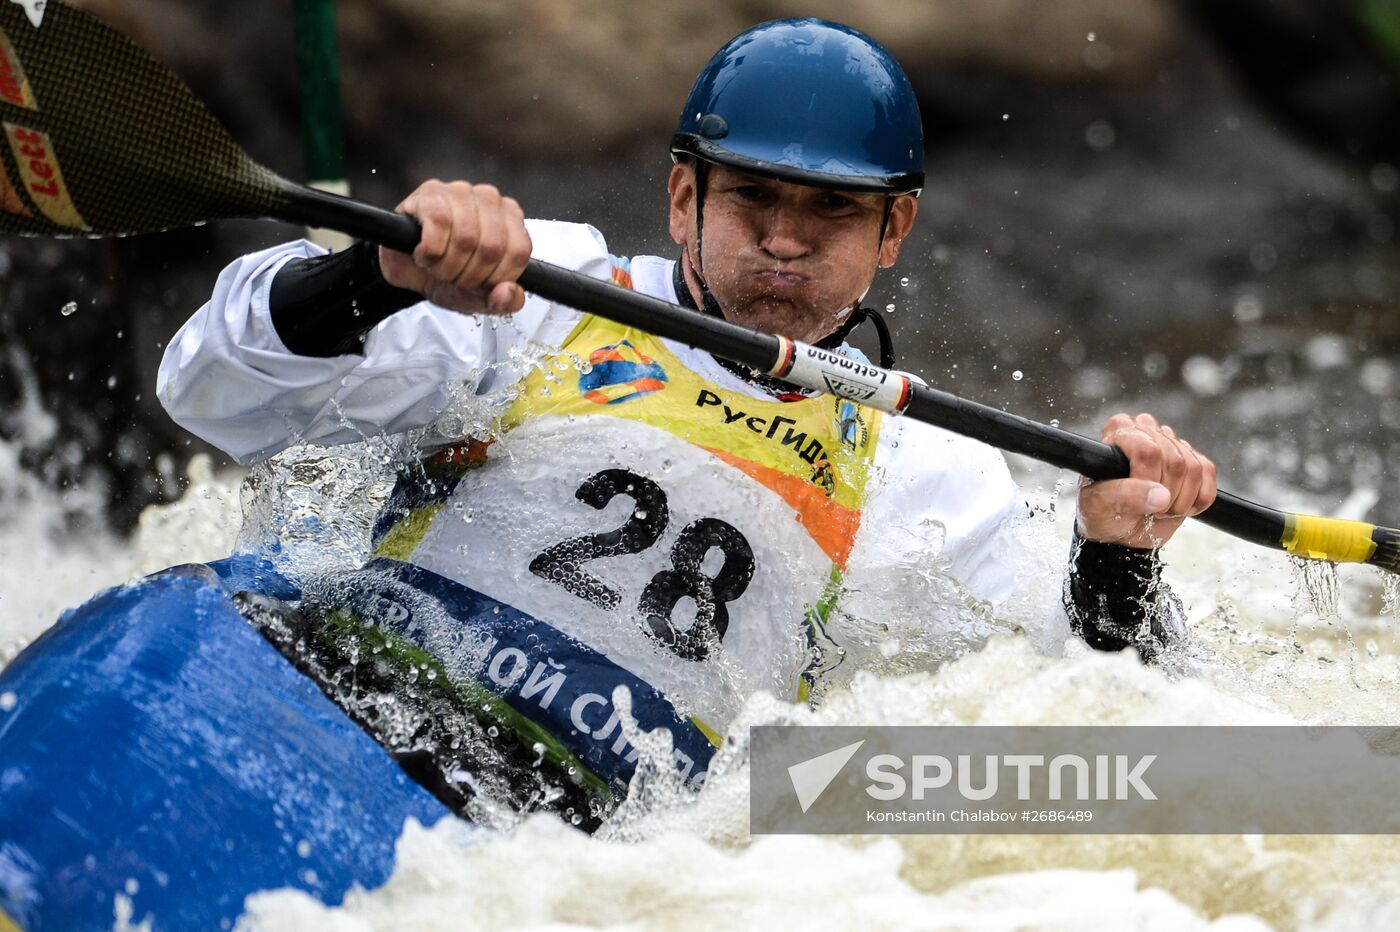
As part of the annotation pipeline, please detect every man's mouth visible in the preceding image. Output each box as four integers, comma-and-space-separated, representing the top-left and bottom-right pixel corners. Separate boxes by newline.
754, 269, 807, 290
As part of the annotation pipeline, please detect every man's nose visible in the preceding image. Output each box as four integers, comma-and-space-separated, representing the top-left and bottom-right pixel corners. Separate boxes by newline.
758, 205, 814, 260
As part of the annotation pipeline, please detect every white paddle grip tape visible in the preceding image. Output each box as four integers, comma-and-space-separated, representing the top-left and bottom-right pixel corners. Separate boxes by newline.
767, 337, 913, 414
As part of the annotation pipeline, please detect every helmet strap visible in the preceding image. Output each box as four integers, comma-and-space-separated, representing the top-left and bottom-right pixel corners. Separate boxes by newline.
821, 303, 897, 369
683, 158, 730, 320
692, 156, 708, 275
878, 196, 895, 248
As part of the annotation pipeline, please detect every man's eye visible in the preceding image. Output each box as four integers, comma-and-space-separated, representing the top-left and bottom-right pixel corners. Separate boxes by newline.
818, 194, 854, 211
734, 186, 766, 201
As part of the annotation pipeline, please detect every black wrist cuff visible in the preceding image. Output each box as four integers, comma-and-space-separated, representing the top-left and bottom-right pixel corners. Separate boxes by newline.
268, 240, 421, 357
1065, 531, 1169, 661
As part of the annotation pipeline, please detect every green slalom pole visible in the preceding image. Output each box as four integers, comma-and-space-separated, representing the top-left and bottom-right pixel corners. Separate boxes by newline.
292, 0, 352, 251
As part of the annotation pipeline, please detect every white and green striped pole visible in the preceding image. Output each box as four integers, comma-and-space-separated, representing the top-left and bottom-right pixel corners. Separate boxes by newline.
292, 0, 352, 251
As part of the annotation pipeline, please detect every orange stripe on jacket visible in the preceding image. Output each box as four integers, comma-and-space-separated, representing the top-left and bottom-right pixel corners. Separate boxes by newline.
703, 447, 863, 568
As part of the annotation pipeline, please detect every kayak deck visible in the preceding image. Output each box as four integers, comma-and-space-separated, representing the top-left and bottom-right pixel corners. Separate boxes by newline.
0, 560, 451, 931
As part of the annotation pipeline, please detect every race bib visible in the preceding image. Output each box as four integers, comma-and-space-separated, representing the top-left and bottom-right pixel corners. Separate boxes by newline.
409, 415, 830, 731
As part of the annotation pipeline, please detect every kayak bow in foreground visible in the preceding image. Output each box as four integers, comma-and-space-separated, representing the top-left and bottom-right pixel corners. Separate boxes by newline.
0, 559, 451, 931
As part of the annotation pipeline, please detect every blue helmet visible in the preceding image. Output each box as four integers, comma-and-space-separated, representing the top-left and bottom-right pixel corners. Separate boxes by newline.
671, 19, 924, 195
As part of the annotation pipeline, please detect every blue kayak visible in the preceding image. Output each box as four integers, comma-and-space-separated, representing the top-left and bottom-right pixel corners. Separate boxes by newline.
0, 557, 452, 931
0, 551, 718, 930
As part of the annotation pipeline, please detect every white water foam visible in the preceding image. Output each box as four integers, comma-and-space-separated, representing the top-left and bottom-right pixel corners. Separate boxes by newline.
7, 427, 1400, 930
239, 814, 1271, 931
0, 446, 243, 665
233, 465, 1400, 932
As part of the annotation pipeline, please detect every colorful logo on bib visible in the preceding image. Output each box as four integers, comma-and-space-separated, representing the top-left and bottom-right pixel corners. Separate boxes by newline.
836, 399, 867, 448
580, 340, 668, 405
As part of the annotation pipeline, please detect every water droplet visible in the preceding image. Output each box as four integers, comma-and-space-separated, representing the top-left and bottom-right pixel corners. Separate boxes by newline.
106, 376, 117, 389
59, 300, 77, 316
634, 510, 648, 520
1011, 370, 1024, 381
1360, 358, 1393, 395
1232, 293, 1263, 324
1372, 163, 1399, 194
1085, 120, 1116, 152
899, 277, 910, 287
296, 840, 312, 858
1002, 113, 1010, 121
1181, 356, 1228, 396
1087, 32, 1097, 41
884, 303, 896, 314
124, 878, 139, 896
1, 692, 17, 711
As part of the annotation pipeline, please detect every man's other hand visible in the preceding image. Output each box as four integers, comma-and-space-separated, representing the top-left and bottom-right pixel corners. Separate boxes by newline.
378, 180, 532, 315
1076, 413, 1218, 549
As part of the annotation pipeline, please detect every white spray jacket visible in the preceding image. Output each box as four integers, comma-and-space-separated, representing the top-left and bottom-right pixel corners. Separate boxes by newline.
158, 221, 1027, 709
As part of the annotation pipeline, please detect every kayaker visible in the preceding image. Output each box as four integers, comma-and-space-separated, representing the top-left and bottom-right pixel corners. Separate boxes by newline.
157, 19, 1216, 805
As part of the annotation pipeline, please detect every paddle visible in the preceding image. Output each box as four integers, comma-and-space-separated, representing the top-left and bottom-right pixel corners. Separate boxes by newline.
0, 0, 1394, 574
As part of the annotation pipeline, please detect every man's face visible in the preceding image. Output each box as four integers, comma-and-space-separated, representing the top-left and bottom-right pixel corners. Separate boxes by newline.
668, 163, 917, 343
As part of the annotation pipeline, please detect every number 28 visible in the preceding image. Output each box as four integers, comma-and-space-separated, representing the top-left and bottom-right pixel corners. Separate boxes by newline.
529, 469, 754, 661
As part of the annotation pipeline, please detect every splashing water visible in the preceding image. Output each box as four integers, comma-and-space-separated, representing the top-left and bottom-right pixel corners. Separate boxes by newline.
233, 459, 1400, 931
7, 382, 1400, 928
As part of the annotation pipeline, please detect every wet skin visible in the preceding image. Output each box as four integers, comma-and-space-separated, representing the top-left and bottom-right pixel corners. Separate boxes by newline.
665, 162, 916, 344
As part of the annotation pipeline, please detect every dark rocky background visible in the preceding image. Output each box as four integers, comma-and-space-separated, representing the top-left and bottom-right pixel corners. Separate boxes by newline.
2, 0, 1398, 530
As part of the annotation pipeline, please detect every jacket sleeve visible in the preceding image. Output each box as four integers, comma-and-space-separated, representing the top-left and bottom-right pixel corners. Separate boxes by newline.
156, 220, 608, 464
852, 417, 1025, 608
827, 418, 1027, 675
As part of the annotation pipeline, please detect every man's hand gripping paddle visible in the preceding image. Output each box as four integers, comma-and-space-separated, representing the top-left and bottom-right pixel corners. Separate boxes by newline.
0, 0, 1395, 574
